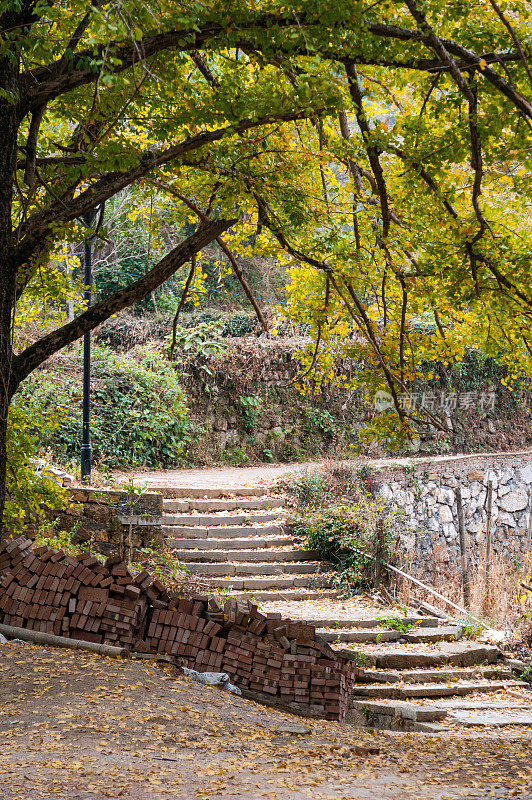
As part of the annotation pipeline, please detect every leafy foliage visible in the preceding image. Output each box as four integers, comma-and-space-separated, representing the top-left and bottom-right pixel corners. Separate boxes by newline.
18, 345, 189, 470
285, 465, 403, 592
5, 400, 67, 534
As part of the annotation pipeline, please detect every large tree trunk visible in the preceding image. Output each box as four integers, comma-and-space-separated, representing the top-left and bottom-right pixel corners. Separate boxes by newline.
0, 53, 22, 537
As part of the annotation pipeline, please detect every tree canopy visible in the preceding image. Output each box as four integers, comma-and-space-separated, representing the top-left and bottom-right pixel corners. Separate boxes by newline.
0, 0, 531, 522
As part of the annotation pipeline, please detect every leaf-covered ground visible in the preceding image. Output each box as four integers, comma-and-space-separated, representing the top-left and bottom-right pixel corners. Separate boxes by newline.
1, 643, 531, 799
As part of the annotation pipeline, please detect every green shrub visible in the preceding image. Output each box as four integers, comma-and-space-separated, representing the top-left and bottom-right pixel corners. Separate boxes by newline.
17, 344, 189, 470
238, 396, 261, 431
222, 313, 259, 337
6, 400, 68, 533
286, 477, 403, 593
286, 468, 327, 508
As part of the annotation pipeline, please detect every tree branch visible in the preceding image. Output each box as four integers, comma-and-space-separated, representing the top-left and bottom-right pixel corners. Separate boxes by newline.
149, 178, 269, 333
344, 61, 392, 237
14, 218, 234, 382
15, 106, 323, 270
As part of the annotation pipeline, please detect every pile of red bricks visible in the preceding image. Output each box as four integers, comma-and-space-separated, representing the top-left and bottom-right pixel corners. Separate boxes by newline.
0, 538, 358, 720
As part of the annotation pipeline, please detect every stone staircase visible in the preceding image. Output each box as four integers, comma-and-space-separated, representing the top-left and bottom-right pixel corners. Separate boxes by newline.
162, 488, 336, 602
308, 616, 532, 732
156, 484, 532, 732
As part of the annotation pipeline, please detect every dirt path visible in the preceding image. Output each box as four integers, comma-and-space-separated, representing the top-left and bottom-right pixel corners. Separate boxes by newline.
1, 643, 531, 800
115, 449, 532, 491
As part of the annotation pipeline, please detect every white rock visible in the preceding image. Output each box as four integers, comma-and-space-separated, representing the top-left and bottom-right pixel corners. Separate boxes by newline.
436, 487, 454, 505
499, 468, 514, 485
381, 485, 393, 500
467, 519, 483, 533
499, 491, 528, 513
484, 470, 499, 489
470, 481, 482, 497
497, 511, 516, 527
516, 464, 532, 484
439, 504, 454, 524
498, 484, 511, 497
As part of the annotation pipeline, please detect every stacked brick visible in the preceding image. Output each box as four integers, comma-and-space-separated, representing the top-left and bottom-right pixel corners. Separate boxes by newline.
0, 538, 358, 721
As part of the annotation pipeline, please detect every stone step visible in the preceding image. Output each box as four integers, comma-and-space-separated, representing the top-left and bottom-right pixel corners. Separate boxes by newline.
171, 548, 320, 563
162, 525, 284, 538
347, 643, 501, 670
301, 616, 441, 630
401, 625, 463, 644
318, 624, 462, 645
206, 574, 331, 591
352, 679, 527, 701
167, 535, 292, 551
143, 486, 273, 498
317, 628, 402, 644
162, 498, 284, 512
348, 694, 532, 732
358, 665, 513, 684
182, 561, 321, 577
229, 589, 339, 602
162, 512, 283, 526
348, 699, 448, 727
446, 708, 532, 728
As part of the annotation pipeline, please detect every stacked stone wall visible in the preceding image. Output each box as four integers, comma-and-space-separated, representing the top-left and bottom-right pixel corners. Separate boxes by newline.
371, 451, 532, 581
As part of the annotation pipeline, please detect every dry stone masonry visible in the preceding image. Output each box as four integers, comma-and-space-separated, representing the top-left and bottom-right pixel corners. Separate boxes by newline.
375, 451, 532, 580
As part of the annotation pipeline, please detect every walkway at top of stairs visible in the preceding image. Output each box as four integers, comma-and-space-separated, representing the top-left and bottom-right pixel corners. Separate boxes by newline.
119, 448, 532, 494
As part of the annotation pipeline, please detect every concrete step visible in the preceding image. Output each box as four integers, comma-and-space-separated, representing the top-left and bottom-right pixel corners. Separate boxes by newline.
183, 562, 321, 577
318, 624, 462, 645
171, 548, 319, 563
229, 589, 339, 602
401, 625, 463, 643
162, 525, 284, 538
317, 628, 401, 644
348, 694, 532, 732
301, 616, 441, 630
346, 643, 501, 670
352, 679, 527, 701
167, 535, 292, 551
445, 707, 532, 728
358, 665, 514, 684
207, 574, 331, 591
162, 498, 284, 512
143, 486, 273, 498
161, 512, 283, 526
348, 698, 448, 728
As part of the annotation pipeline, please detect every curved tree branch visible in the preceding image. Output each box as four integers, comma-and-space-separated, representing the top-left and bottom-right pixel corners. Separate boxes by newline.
14, 218, 234, 382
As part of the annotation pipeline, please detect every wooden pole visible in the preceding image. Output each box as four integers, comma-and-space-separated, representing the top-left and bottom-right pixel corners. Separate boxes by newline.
374, 518, 385, 589
349, 545, 489, 627
484, 479, 493, 610
0, 623, 127, 657
456, 486, 470, 609
527, 487, 532, 550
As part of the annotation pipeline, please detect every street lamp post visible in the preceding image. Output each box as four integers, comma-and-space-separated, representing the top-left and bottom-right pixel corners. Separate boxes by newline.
80, 204, 105, 484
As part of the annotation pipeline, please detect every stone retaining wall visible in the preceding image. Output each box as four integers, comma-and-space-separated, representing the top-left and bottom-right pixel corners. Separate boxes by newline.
53, 488, 163, 556
371, 451, 532, 581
